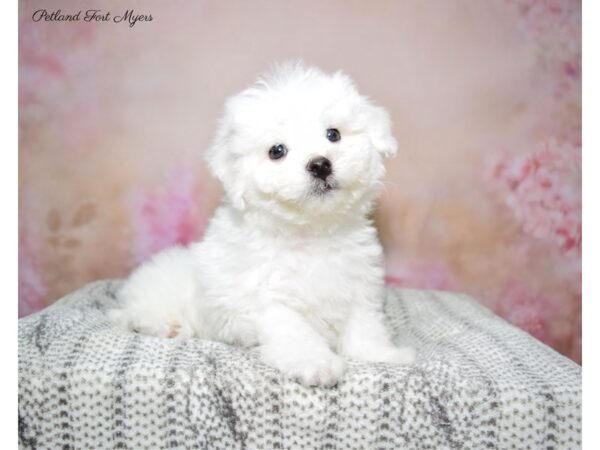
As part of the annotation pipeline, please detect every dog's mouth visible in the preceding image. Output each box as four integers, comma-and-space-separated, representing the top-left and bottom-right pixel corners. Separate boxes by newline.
311, 177, 339, 196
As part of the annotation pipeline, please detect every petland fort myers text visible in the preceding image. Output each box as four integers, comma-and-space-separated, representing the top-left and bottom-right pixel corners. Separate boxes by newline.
32, 9, 152, 28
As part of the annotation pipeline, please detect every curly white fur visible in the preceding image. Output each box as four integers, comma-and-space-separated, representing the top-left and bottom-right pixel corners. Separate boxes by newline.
109, 63, 415, 387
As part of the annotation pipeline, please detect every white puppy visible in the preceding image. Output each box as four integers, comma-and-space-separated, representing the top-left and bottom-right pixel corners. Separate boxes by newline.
109, 63, 415, 387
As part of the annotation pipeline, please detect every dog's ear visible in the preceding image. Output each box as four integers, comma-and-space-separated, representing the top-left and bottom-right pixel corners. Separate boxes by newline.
366, 104, 398, 158
205, 115, 247, 211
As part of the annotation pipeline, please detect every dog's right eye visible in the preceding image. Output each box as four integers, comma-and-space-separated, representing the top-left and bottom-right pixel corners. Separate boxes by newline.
268, 144, 288, 160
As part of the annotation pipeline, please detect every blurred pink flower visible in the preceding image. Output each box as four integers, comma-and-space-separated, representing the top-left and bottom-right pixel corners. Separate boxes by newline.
19, 15, 95, 107
19, 14, 102, 151
490, 139, 581, 256
19, 18, 64, 107
494, 282, 559, 344
500, 0, 581, 99
130, 168, 205, 264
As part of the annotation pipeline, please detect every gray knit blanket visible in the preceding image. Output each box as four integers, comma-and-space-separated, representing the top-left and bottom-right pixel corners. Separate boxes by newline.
18, 280, 581, 449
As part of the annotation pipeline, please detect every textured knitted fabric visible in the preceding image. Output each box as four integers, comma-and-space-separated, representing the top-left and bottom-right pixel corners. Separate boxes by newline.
18, 280, 581, 449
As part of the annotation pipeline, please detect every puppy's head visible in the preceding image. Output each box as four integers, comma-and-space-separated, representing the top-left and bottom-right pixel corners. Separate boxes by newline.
207, 63, 397, 223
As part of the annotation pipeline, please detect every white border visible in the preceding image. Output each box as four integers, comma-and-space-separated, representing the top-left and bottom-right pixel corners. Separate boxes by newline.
1, 0, 18, 447
582, 0, 596, 448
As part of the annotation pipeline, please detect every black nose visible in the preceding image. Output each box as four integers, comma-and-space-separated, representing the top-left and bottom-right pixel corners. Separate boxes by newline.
307, 156, 332, 180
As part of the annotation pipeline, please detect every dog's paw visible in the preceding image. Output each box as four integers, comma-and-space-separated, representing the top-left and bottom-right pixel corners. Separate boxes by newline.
261, 346, 345, 387
295, 353, 345, 387
107, 308, 193, 340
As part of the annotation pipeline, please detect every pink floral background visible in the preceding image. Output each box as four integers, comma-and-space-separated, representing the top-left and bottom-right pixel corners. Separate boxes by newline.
19, 0, 581, 363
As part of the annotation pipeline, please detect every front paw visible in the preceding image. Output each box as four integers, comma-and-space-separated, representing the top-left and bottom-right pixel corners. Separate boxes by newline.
296, 353, 345, 387
261, 345, 345, 387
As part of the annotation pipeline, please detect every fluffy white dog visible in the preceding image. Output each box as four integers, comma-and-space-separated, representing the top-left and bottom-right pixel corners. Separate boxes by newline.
109, 63, 415, 387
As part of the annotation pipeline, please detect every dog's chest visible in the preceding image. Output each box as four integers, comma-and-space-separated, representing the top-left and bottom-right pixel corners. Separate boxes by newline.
260, 233, 384, 316
203, 218, 385, 333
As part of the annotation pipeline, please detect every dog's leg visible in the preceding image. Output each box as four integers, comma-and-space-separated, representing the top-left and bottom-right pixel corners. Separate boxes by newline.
108, 246, 198, 339
338, 306, 415, 365
255, 304, 345, 387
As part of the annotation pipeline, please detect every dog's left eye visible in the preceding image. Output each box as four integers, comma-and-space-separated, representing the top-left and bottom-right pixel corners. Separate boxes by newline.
268, 144, 288, 160
326, 128, 341, 142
